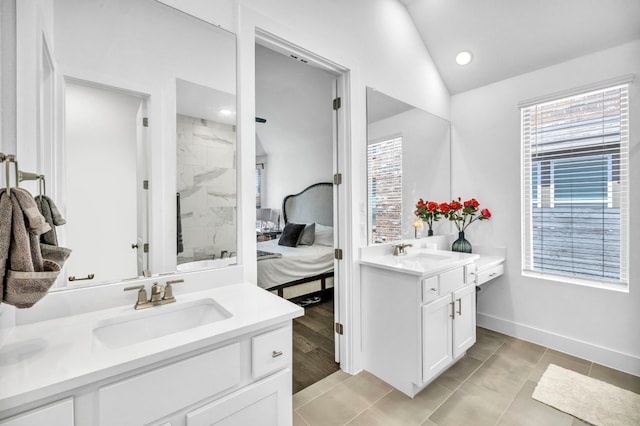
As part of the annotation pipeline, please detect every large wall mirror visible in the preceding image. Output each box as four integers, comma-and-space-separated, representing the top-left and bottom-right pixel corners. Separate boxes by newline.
17, 0, 237, 289
366, 87, 451, 244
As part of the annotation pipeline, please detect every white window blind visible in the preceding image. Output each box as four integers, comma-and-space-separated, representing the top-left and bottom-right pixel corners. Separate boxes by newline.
521, 84, 629, 287
368, 136, 402, 244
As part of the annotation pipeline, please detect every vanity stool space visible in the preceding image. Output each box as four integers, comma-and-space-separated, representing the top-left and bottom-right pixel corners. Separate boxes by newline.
361, 250, 478, 398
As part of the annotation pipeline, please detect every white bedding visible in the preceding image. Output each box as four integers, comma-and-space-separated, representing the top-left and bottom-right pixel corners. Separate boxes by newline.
256, 239, 334, 289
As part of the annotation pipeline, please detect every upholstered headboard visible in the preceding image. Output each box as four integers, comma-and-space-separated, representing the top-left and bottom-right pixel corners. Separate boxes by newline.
282, 182, 333, 226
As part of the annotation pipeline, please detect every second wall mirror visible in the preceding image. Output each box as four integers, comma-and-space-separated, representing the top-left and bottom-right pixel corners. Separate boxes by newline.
366, 87, 451, 244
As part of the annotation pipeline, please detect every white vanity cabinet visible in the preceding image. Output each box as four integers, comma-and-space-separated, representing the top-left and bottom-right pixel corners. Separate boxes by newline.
1, 324, 294, 426
422, 283, 476, 384
93, 325, 293, 426
0, 283, 302, 426
362, 258, 476, 397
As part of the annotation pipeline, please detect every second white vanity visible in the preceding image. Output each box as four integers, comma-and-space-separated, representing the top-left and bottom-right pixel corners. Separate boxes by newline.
361, 246, 479, 397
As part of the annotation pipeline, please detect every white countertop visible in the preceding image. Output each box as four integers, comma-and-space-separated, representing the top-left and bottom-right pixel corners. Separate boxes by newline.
359, 248, 479, 277
0, 282, 303, 412
474, 255, 505, 272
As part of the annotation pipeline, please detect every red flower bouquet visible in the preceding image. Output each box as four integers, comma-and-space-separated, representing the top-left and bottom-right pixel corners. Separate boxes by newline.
444, 197, 491, 232
414, 199, 442, 234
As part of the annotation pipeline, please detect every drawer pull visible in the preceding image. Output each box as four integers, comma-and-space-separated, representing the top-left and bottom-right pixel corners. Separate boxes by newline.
430, 287, 437, 292
457, 298, 462, 316
450, 302, 455, 319
272, 350, 283, 358
489, 272, 498, 277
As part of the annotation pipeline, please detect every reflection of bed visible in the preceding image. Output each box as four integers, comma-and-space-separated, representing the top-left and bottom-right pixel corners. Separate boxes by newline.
257, 182, 334, 298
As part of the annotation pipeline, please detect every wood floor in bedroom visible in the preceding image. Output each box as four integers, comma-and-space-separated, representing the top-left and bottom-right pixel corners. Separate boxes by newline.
292, 294, 340, 394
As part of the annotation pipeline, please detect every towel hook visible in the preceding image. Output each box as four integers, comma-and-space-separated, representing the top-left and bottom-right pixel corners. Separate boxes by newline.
17, 169, 46, 197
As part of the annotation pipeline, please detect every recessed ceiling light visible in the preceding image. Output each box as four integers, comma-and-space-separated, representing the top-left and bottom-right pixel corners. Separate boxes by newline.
219, 109, 234, 115
456, 51, 473, 66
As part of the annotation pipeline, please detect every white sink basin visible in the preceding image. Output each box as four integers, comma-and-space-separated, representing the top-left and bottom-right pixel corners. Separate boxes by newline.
92, 299, 232, 349
396, 251, 456, 268
360, 248, 479, 276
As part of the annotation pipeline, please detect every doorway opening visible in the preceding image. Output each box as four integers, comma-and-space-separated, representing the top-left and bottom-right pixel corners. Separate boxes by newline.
254, 33, 347, 393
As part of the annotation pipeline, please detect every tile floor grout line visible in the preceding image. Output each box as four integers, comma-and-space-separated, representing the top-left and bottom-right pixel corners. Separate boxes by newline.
495, 345, 554, 425
423, 338, 508, 425
293, 373, 351, 411
295, 411, 311, 426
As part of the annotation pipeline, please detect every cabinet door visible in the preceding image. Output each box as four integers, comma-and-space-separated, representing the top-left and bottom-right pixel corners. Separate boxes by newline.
186, 369, 291, 426
453, 285, 476, 358
422, 295, 453, 383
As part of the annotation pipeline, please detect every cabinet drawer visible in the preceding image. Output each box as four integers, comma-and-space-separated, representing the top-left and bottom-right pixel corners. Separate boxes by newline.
98, 343, 241, 426
465, 263, 477, 284
252, 326, 291, 379
422, 276, 439, 303
477, 263, 504, 285
0, 398, 73, 426
439, 267, 464, 294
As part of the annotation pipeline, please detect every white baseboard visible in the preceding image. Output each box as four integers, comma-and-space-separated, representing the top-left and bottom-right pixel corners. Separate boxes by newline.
477, 312, 640, 377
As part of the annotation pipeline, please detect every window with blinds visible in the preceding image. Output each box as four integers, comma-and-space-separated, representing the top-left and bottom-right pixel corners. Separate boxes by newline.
521, 84, 629, 288
368, 136, 402, 244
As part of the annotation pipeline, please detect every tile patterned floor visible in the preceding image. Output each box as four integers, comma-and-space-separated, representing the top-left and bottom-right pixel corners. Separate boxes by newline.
292, 327, 640, 426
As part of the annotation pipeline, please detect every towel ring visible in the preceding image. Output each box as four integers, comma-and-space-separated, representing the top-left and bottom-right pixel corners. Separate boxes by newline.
3, 154, 18, 196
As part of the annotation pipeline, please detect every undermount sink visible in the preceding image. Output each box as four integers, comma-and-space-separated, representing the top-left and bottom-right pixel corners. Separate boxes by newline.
92, 299, 232, 349
403, 252, 452, 262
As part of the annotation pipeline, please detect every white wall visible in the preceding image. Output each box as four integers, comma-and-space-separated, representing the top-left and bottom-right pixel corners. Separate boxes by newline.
255, 44, 334, 212
451, 40, 640, 375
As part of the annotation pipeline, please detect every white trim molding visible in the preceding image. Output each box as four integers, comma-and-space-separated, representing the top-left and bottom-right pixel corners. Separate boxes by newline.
477, 312, 640, 376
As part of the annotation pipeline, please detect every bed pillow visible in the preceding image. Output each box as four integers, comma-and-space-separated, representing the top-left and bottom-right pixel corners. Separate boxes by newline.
278, 222, 306, 247
314, 224, 334, 246
298, 223, 316, 245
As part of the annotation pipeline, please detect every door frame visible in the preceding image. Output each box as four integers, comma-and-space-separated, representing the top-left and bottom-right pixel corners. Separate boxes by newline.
254, 28, 351, 367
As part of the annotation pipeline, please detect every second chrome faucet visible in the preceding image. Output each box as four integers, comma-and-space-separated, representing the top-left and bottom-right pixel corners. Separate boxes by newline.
124, 279, 184, 310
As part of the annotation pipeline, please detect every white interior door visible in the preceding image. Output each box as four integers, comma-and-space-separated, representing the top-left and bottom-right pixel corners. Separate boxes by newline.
64, 82, 139, 283
136, 101, 149, 275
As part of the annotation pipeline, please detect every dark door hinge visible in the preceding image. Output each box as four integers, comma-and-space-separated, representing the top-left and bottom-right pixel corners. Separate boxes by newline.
333, 97, 341, 110
333, 173, 342, 185
143, 180, 149, 189
335, 322, 344, 335
143, 243, 149, 253
142, 117, 149, 127
334, 248, 343, 260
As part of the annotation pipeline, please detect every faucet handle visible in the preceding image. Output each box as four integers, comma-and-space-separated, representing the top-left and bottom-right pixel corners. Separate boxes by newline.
124, 285, 148, 305
163, 279, 184, 301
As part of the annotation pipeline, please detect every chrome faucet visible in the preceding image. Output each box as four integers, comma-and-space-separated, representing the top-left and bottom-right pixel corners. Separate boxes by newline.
124, 279, 184, 310
393, 243, 413, 256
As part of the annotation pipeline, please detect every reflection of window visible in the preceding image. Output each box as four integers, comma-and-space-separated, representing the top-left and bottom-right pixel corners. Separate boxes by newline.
521, 84, 629, 287
368, 136, 402, 244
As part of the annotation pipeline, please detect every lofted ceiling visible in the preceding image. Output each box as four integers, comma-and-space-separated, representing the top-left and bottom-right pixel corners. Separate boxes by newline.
400, 0, 640, 94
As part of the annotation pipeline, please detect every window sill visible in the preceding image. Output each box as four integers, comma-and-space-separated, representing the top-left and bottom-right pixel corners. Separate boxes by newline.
522, 270, 629, 293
